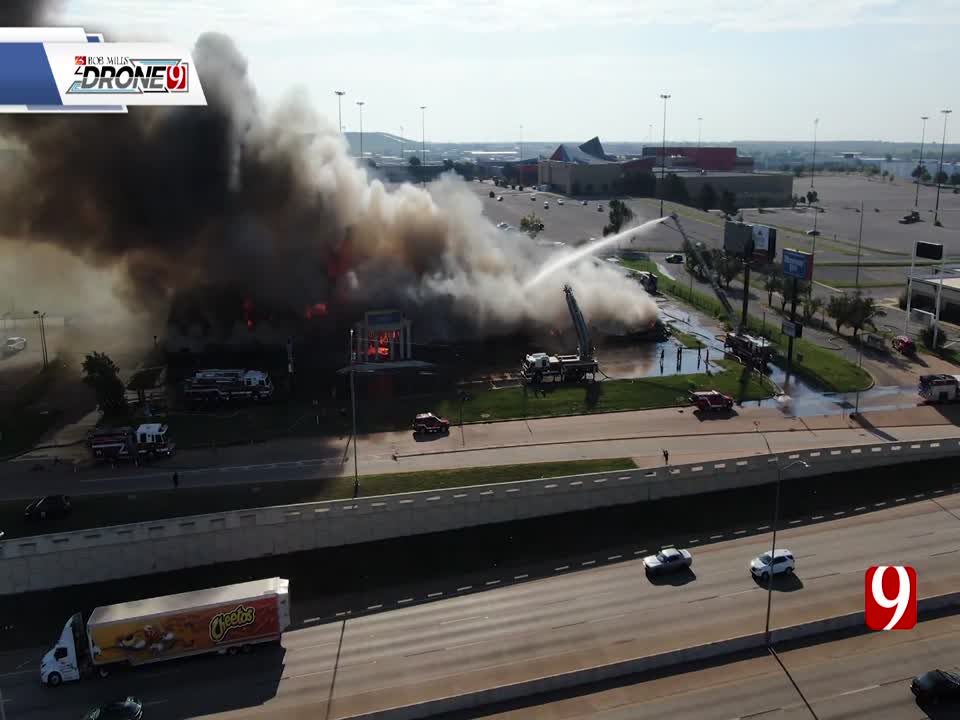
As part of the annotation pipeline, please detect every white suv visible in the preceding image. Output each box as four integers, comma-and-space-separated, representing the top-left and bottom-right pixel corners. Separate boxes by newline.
750, 548, 795, 581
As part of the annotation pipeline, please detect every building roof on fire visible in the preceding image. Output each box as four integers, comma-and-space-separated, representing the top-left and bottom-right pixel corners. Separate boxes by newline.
548, 136, 616, 165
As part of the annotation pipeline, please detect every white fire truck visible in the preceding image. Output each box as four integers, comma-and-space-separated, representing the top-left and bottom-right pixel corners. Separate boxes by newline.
183, 369, 274, 403
918, 374, 960, 403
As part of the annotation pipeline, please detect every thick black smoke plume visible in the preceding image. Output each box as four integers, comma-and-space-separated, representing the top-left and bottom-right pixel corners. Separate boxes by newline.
0, 1, 60, 26
0, 23, 657, 343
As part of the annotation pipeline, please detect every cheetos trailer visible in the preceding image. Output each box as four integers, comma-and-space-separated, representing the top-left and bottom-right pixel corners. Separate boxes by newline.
40, 577, 291, 686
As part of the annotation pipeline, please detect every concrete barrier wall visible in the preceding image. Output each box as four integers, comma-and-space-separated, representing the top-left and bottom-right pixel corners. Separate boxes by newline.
2, 437, 959, 594
344, 590, 960, 720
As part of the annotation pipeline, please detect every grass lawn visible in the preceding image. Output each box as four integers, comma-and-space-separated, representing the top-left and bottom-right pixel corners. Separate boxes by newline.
624, 260, 872, 393
667, 324, 706, 349
0, 458, 637, 537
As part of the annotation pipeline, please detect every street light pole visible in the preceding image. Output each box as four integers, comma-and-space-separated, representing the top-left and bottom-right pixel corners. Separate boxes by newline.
697, 116, 702, 152
349, 329, 359, 498
915, 115, 929, 209
934, 109, 952, 226
356, 101, 365, 161
399, 125, 403, 161
420, 105, 427, 167
659, 93, 671, 217
334, 90, 345, 138
810, 118, 819, 189
33, 310, 47, 369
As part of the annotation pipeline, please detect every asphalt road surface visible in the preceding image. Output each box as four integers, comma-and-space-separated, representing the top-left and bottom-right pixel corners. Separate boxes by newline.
4, 405, 958, 502
475, 613, 960, 719
2, 493, 958, 719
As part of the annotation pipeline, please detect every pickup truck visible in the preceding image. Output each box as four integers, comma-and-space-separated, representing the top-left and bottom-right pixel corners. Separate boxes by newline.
691, 390, 734, 412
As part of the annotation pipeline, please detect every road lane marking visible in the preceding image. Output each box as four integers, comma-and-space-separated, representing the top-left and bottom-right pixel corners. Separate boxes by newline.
367, 604, 383, 610
551, 621, 586, 630
710, 534, 724, 539
895, 497, 907, 502
555, 566, 569, 572
0, 670, 33, 678
514, 574, 528, 580
811, 515, 824, 520
302, 617, 321, 625
397, 598, 413, 604
456, 586, 473, 592
756, 526, 770, 531
930, 549, 959, 557
485, 580, 501, 586
427, 592, 443, 598
607, 555, 622, 561
441, 615, 488, 625
582, 560, 596, 566
734, 530, 747, 535
854, 506, 867, 511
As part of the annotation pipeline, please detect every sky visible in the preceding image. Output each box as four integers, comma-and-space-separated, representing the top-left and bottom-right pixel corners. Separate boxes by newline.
60, 0, 958, 144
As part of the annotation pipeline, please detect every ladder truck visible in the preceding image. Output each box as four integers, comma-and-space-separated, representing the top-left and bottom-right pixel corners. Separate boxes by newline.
521, 284, 599, 384
669, 213, 774, 367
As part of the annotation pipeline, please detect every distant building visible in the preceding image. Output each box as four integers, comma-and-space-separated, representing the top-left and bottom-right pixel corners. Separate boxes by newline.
655, 170, 794, 207
642, 146, 754, 173
537, 137, 654, 195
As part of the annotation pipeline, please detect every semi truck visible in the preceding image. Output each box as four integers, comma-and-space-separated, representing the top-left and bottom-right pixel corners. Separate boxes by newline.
183, 368, 274, 403
919, 374, 960, 403
40, 578, 290, 686
521, 284, 599, 384
87, 423, 176, 462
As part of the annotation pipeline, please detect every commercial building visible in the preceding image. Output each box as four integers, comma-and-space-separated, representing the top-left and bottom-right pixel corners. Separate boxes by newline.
908, 271, 960, 324
643, 146, 754, 172
656, 170, 794, 207
537, 137, 654, 195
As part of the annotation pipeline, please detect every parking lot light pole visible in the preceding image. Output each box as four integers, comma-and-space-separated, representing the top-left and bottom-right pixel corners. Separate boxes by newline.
933, 109, 952, 226
349, 329, 359, 498
659, 93, 670, 217
915, 116, 929, 209
32, 309, 48, 369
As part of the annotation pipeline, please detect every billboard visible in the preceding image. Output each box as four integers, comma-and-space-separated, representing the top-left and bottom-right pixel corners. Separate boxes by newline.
783, 249, 814, 281
723, 221, 753, 256
751, 225, 777, 263
915, 241, 944, 261
89, 595, 280, 665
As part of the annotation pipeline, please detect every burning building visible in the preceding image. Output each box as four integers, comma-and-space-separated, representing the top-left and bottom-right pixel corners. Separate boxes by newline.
351, 310, 413, 365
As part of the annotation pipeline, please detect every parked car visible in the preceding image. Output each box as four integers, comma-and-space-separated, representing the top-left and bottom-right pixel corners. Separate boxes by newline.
597, 204, 604, 212
581, 200, 588, 206
665, 254, 684, 264
82, 697, 144, 720
692, 390, 734, 412
24, 495, 72, 522
750, 548, 795, 581
413, 412, 450, 434
557, 199, 564, 205
3, 336, 27, 356
496, 222, 508, 229
488, 190, 495, 198
805, 229, 821, 236
497, 195, 503, 201
642, 547, 693, 575
893, 335, 916, 355
911, 669, 960, 704
530, 194, 537, 201
544, 201, 549, 209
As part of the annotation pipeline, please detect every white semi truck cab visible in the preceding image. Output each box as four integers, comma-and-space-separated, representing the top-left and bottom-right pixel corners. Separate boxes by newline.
40, 613, 88, 686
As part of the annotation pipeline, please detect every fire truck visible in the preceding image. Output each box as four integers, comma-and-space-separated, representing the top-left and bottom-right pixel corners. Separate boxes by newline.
521, 284, 599, 384
87, 424, 176, 462
918, 374, 960, 403
183, 369, 274, 403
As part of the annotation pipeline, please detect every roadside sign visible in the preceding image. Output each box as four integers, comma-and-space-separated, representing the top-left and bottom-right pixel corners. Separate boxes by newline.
723, 221, 753, 256
781, 319, 803, 338
752, 225, 776, 263
910, 308, 934, 327
915, 241, 943, 261
783, 248, 814, 281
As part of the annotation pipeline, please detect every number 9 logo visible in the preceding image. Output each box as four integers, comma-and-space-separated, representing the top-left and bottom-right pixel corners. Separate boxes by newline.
166, 64, 188, 92
865, 566, 916, 630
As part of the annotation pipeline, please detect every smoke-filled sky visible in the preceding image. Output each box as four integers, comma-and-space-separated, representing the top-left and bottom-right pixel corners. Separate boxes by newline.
0, 0, 657, 340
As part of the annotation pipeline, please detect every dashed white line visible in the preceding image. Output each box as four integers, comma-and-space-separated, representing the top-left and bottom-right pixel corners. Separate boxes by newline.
582, 560, 596, 566
833, 511, 845, 516
734, 530, 747, 535
914, 493, 926, 498
398, 598, 413, 604
710, 534, 724, 539
618, 476, 631, 480
811, 515, 824, 520
427, 592, 443, 598
485, 580, 501, 586
854, 506, 867, 511
895, 497, 907, 503
608, 555, 622, 561
555, 566, 570, 572
302, 617, 321, 625
756, 526, 770, 531
514, 574, 528, 580
456, 586, 473, 592
875, 502, 887, 506
788, 520, 802, 525
367, 604, 383, 611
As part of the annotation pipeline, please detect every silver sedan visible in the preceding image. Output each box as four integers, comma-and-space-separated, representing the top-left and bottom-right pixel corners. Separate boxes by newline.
642, 547, 693, 575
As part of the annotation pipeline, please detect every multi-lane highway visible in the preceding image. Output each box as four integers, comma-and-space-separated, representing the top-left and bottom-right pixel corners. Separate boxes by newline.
480, 613, 960, 719
2, 489, 958, 719
4, 405, 958, 502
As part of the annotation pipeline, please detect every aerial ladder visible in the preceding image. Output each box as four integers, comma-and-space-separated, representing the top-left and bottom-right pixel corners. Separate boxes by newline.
521, 284, 599, 384
668, 213, 774, 367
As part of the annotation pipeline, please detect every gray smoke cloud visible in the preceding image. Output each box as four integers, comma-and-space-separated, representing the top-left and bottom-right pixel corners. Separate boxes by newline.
0, 1, 60, 27
0, 18, 657, 341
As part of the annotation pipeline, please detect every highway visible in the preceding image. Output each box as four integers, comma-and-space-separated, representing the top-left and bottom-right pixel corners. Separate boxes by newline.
479, 613, 960, 719
2, 490, 958, 719
4, 404, 959, 501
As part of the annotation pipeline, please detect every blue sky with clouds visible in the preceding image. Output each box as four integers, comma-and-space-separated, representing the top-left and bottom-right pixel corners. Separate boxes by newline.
62, 0, 956, 143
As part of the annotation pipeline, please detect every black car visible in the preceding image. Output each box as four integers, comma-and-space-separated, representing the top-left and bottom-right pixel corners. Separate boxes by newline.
82, 697, 143, 720
24, 495, 71, 521
912, 669, 960, 704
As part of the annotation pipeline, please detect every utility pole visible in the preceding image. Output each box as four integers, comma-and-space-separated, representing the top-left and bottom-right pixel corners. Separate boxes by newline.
934, 109, 952, 226
334, 90, 346, 138
659, 93, 671, 217
399, 125, 403, 160
33, 310, 47, 369
356, 101, 365, 161
697, 116, 703, 151
786, 278, 799, 375
349, 329, 359, 498
915, 115, 929, 209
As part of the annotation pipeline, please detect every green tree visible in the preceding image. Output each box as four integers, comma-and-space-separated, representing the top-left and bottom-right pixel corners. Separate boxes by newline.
950, 171, 960, 186
881, 169, 889, 178
698, 183, 717, 211
846, 293, 881, 337
520, 212, 544, 237
921, 325, 946, 349
802, 296, 824, 324
408, 155, 421, 167
911, 164, 924, 179
826, 294, 851, 334
884, 153, 893, 161
806, 189, 819, 205
793, 164, 805, 178
603, 199, 635, 236
763, 268, 783, 305
663, 173, 689, 203
780, 278, 808, 313
717, 252, 741, 288
921, 168, 932, 182
443, 159, 454, 170
935, 170, 949, 184
82, 351, 126, 415
720, 189, 738, 216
